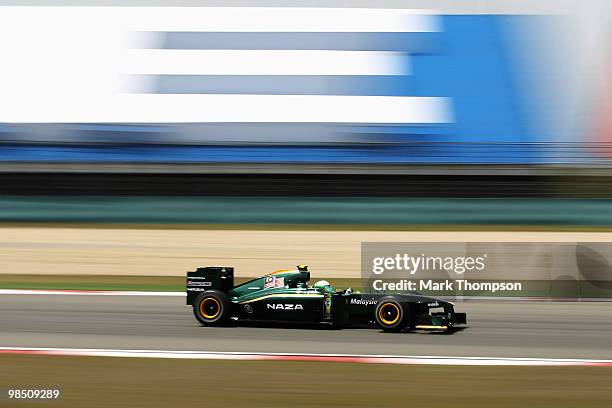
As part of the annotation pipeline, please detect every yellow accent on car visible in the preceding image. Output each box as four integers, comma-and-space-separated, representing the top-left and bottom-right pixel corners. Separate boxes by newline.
378, 302, 401, 325
268, 269, 292, 275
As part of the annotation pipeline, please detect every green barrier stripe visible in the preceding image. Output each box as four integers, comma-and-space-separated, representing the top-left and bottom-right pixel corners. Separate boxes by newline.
2, 196, 612, 225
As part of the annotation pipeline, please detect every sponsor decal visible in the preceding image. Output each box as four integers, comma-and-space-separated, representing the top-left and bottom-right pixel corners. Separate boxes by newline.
187, 281, 212, 287
266, 303, 304, 310
427, 302, 440, 308
264, 276, 275, 288
187, 288, 207, 292
264, 276, 285, 289
324, 293, 332, 320
349, 298, 378, 306
244, 304, 254, 314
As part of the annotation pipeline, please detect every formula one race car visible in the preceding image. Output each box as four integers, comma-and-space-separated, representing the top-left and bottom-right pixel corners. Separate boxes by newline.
186, 265, 467, 332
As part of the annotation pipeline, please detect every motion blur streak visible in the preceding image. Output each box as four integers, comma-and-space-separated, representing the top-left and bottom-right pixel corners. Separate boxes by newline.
4, 6, 612, 223
0, 6, 570, 164
124, 50, 409, 76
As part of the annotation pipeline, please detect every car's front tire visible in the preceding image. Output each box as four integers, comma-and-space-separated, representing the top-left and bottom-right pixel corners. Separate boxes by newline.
193, 290, 231, 326
375, 297, 409, 332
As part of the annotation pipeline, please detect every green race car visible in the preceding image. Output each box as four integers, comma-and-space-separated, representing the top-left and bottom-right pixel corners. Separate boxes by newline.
187, 265, 467, 332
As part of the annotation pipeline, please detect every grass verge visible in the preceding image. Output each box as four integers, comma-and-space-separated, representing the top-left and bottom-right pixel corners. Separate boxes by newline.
1, 355, 611, 408
0, 274, 361, 292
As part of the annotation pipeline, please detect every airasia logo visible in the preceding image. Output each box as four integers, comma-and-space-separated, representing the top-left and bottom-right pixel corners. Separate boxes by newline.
267, 303, 304, 310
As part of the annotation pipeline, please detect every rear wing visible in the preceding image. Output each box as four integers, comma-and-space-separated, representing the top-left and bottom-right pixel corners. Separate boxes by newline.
186, 266, 234, 305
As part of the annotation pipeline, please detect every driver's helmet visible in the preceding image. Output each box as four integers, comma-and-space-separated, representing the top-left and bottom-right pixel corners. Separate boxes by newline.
313, 280, 334, 294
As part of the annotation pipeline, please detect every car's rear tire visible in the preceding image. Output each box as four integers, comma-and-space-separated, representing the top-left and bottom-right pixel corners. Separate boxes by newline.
375, 297, 408, 332
193, 290, 231, 326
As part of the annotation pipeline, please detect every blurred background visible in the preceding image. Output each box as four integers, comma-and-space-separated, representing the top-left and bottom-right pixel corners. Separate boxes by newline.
1, 1, 612, 227
3, 1, 612, 276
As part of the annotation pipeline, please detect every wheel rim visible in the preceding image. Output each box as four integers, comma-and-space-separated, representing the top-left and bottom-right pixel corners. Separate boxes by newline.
200, 297, 221, 319
379, 303, 401, 325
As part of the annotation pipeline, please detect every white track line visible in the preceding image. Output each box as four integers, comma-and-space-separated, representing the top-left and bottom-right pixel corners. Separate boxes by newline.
1, 347, 611, 366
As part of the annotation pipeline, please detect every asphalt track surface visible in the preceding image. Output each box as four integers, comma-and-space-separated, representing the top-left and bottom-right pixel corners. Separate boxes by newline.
1, 294, 611, 360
